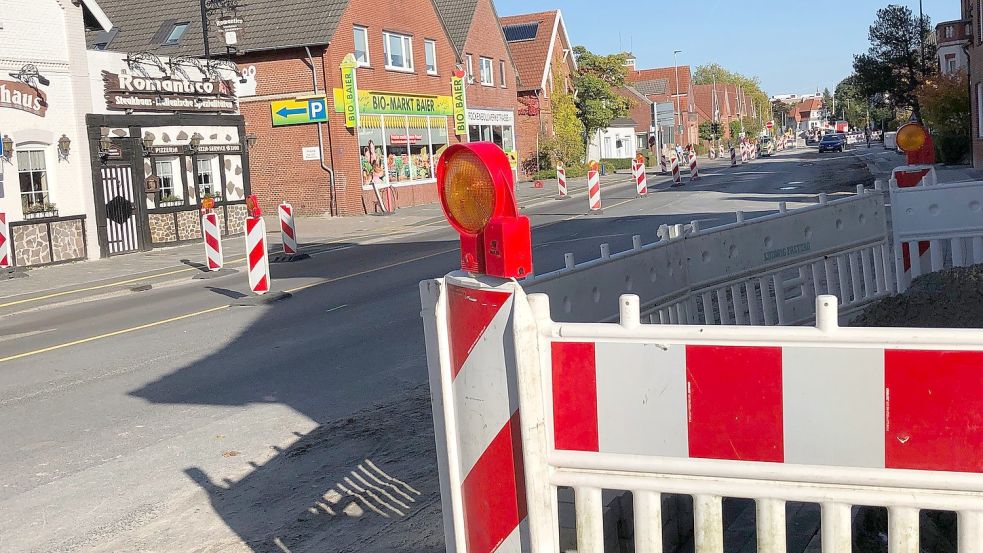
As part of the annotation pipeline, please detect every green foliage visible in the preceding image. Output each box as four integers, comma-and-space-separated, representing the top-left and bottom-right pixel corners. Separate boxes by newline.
917, 71, 971, 164
530, 163, 587, 181
600, 158, 634, 170
698, 121, 719, 143
524, 83, 585, 175
572, 46, 631, 139
729, 119, 743, 140
852, 5, 936, 119
693, 63, 770, 125
742, 117, 763, 139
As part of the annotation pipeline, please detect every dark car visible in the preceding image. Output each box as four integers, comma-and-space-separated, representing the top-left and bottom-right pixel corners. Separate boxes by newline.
818, 134, 844, 153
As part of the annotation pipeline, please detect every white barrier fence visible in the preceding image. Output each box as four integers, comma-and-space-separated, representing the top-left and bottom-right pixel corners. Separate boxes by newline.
890, 179, 983, 292
526, 187, 893, 326
422, 274, 983, 553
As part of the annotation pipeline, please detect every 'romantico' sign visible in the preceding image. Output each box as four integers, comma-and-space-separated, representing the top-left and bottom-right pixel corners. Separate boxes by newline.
102, 71, 237, 113
0, 80, 47, 117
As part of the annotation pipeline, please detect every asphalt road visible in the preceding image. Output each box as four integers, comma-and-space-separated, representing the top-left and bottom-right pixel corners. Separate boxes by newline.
0, 148, 869, 552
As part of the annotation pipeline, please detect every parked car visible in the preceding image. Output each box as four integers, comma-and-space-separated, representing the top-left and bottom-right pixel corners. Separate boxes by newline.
818, 134, 844, 153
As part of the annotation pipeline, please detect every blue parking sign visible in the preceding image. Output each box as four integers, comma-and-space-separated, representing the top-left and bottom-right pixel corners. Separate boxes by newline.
308, 98, 327, 122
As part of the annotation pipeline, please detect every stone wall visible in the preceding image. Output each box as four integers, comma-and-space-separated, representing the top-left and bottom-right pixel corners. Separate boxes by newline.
148, 213, 177, 244
176, 210, 202, 241
225, 204, 247, 236
11, 217, 87, 267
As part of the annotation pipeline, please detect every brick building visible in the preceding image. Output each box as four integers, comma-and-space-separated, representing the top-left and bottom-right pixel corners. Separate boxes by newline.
692, 83, 755, 144
91, 0, 518, 216
626, 63, 698, 147
500, 10, 577, 177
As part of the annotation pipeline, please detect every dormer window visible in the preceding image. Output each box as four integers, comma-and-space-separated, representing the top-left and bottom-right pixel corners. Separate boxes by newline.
164, 22, 189, 45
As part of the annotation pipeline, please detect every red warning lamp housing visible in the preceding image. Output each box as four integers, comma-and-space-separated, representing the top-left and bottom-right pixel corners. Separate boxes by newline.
245, 194, 262, 218
437, 142, 532, 279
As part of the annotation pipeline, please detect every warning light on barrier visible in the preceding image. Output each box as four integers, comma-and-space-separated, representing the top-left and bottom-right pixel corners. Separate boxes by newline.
437, 142, 532, 279
245, 194, 262, 218
896, 122, 935, 165
201, 196, 215, 211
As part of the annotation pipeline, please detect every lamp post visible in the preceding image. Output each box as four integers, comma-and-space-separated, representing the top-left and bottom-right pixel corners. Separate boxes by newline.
673, 50, 682, 146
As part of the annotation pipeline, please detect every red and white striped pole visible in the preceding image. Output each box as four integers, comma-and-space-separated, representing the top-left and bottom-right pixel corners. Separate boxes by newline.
689, 149, 700, 181
731, 147, 738, 167
660, 155, 668, 174
0, 212, 9, 268
671, 155, 682, 186
556, 165, 567, 198
634, 160, 648, 196
587, 169, 601, 211
244, 197, 270, 295
202, 209, 223, 271
278, 202, 298, 255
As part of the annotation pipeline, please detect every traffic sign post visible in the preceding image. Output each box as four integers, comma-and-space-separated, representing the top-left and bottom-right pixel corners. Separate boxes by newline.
271, 96, 329, 127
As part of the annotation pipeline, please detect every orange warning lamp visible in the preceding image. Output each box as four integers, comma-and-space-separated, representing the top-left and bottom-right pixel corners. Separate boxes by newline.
896, 122, 935, 165
245, 194, 261, 218
200, 196, 216, 210
437, 142, 532, 279
588, 159, 599, 172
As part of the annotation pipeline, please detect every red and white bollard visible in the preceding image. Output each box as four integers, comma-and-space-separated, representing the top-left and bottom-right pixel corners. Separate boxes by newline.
556, 165, 567, 198
278, 202, 298, 255
245, 212, 271, 295
0, 212, 9, 268
671, 156, 682, 186
731, 147, 738, 167
741, 143, 749, 164
660, 155, 668, 174
633, 160, 648, 196
201, 210, 224, 270
689, 150, 700, 181
587, 169, 601, 211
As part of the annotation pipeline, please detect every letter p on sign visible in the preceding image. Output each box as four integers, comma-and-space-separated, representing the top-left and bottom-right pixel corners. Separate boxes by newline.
308, 98, 327, 122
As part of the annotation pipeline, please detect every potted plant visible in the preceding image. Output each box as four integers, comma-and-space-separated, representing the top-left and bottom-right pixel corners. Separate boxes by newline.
159, 194, 183, 207
24, 202, 58, 219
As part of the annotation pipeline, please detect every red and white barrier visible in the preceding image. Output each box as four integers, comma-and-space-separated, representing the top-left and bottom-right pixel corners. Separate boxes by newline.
245, 215, 270, 295
202, 210, 223, 271
0, 212, 9, 268
632, 161, 647, 196
718, 144, 724, 158
660, 155, 668, 174
671, 156, 682, 186
556, 165, 567, 198
741, 143, 749, 164
689, 150, 699, 181
278, 202, 298, 255
587, 169, 601, 211
730, 147, 737, 167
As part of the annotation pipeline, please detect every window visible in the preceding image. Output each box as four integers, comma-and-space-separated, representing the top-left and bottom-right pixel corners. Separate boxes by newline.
196, 157, 216, 197
17, 150, 48, 211
947, 56, 958, 73
163, 22, 189, 45
358, 115, 447, 188
154, 158, 176, 198
945, 26, 954, 38
479, 57, 493, 86
383, 31, 413, 71
424, 39, 437, 74
499, 60, 507, 87
466, 54, 474, 82
354, 26, 370, 66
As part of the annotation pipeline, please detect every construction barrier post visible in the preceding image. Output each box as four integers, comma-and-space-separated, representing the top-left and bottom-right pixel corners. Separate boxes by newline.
660, 155, 668, 174
202, 210, 224, 270
587, 169, 602, 212
671, 156, 682, 186
633, 161, 648, 196
245, 215, 271, 295
731, 147, 737, 167
278, 202, 298, 254
689, 150, 700, 181
556, 165, 567, 199
0, 212, 9, 268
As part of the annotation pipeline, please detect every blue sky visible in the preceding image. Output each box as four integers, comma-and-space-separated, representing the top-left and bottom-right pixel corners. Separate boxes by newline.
494, 1, 961, 95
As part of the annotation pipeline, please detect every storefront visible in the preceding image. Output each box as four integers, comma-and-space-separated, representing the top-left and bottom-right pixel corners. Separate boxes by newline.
465, 108, 516, 161
85, 50, 251, 256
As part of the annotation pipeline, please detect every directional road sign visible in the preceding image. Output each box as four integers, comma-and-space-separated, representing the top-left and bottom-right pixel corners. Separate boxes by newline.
271, 96, 328, 127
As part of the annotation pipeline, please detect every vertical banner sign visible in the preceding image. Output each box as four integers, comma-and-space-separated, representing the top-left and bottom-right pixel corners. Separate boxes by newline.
340, 54, 359, 129
451, 70, 467, 137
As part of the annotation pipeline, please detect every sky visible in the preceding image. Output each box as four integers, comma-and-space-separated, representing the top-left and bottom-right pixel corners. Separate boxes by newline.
494, 0, 961, 96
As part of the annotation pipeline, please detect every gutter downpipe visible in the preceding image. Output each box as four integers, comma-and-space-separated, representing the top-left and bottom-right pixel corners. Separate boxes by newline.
304, 46, 338, 216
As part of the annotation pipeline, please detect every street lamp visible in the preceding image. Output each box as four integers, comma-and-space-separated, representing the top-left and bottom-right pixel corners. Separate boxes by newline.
673, 50, 682, 146
1, 135, 13, 162
189, 132, 204, 151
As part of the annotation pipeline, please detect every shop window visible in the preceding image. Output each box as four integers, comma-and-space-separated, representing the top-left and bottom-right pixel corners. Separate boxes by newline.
383, 31, 413, 72
479, 57, 493, 86
164, 22, 189, 46
499, 60, 507, 87
425, 39, 437, 75
196, 156, 217, 198
354, 26, 370, 66
359, 114, 448, 189
17, 149, 48, 211
154, 158, 178, 199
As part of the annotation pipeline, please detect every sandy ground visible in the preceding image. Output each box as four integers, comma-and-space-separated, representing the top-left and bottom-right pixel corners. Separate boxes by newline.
851, 264, 983, 328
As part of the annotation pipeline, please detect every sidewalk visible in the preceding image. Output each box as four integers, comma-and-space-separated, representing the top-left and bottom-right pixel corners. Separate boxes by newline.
0, 171, 635, 306
855, 146, 983, 184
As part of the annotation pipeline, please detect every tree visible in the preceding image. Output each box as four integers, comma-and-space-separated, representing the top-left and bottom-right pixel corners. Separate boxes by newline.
693, 63, 771, 127
833, 75, 894, 130
822, 87, 834, 123
698, 121, 716, 143
572, 46, 631, 141
771, 100, 792, 130
916, 70, 970, 162
729, 120, 743, 141
524, 74, 585, 175
852, 5, 936, 120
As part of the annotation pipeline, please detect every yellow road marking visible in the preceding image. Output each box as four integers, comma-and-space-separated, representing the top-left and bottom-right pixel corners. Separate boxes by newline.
0, 306, 229, 364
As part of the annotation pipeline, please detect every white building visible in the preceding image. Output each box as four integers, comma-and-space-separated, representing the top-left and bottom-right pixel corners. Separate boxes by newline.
0, 0, 111, 264
588, 117, 639, 161
936, 19, 970, 75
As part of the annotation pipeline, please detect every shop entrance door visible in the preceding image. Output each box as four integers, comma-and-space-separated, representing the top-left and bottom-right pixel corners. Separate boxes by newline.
100, 164, 143, 255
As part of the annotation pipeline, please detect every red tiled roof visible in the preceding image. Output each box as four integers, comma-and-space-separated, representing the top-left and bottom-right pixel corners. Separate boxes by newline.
500, 10, 565, 91
692, 84, 717, 121
628, 66, 691, 98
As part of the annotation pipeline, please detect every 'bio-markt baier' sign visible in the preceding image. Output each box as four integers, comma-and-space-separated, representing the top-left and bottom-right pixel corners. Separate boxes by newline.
451, 71, 467, 136
333, 89, 453, 118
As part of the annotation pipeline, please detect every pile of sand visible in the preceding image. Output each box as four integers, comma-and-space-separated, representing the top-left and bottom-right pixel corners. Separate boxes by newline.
851, 264, 983, 328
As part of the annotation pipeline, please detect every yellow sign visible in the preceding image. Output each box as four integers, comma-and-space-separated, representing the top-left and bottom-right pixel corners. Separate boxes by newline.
271, 96, 328, 127
340, 54, 359, 128
332, 88, 454, 116
451, 72, 467, 136
507, 150, 517, 168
